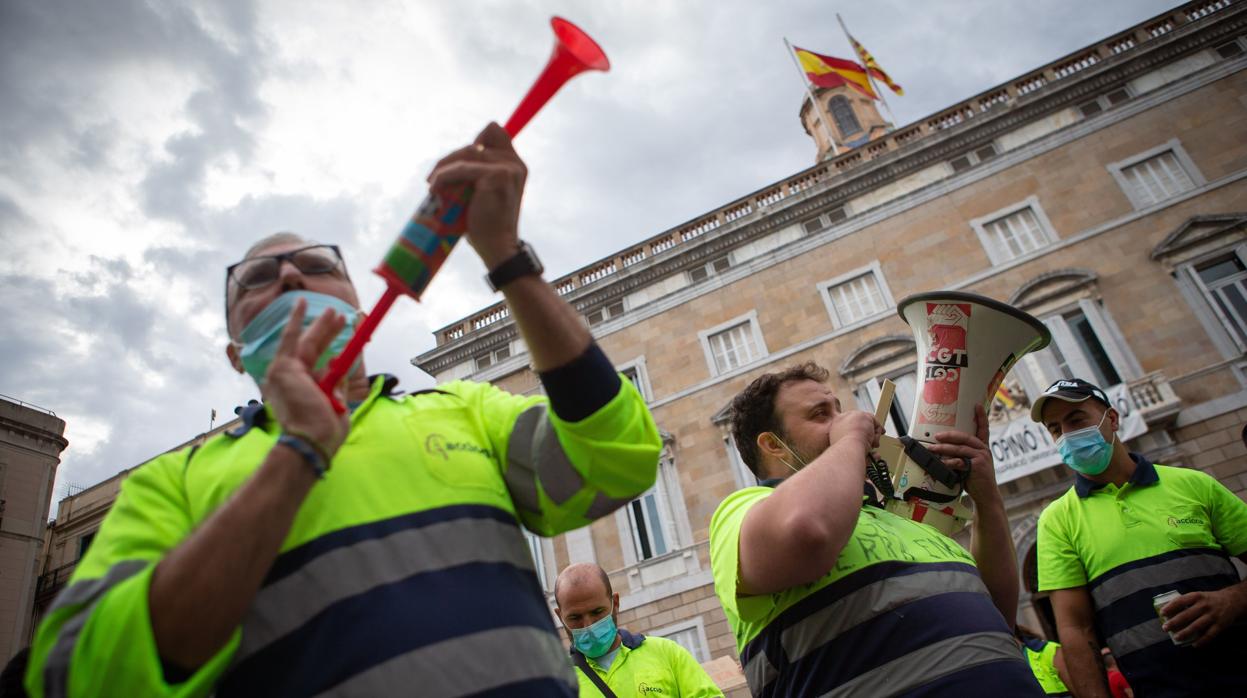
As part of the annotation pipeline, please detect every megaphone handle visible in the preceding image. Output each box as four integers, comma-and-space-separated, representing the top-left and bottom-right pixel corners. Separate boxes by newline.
317, 286, 399, 414
874, 379, 897, 425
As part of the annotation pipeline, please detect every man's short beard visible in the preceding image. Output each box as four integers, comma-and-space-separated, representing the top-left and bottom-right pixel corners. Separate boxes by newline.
777, 430, 817, 468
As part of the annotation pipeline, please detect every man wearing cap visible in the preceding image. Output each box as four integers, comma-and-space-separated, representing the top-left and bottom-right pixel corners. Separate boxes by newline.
1033, 378, 1247, 697
25, 124, 663, 697
554, 563, 722, 697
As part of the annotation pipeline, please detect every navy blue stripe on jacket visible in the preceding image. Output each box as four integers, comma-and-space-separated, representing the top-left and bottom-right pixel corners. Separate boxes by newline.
220, 560, 558, 696
1089, 547, 1246, 696
216, 505, 573, 697
1108, 637, 1247, 698
469, 678, 581, 698
739, 561, 975, 670
261, 503, 517, 587
741, 561, 1038, 697
896, 661, 1051, 698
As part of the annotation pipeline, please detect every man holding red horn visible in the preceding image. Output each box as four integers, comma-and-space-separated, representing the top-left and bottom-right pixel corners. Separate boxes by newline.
25, 124, 663, 698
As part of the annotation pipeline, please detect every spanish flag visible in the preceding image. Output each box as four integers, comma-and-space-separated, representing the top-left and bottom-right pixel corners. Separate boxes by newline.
849, 36, 904, 96
994, 385, 1018, 409
793, 46, 878, 100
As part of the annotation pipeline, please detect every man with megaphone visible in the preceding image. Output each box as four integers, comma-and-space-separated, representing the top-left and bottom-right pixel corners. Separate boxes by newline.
710, 362, 1044, 697
1034, 378, 1247, 697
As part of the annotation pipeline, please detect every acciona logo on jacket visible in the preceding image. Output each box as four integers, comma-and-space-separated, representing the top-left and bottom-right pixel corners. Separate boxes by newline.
637, 683, 664, 694
1166, 515, 1205, 527
424, 433, 494, 460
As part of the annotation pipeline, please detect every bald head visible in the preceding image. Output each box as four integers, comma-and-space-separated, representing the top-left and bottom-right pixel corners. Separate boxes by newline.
554, 563, 619, 634
554, 562, 612, 606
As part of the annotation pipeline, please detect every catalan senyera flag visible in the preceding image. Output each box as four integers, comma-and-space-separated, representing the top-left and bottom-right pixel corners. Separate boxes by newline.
848, 36, 904, 96
793, 46, 877, 99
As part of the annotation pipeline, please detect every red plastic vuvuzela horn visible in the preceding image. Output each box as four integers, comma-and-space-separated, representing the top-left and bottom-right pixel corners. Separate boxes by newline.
316, 17, 609, 412
505, 17, 611, 135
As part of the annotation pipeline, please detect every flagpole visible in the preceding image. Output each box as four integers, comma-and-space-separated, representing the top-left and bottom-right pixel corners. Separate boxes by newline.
836, 13, 897, 129
783, 37, 840, 156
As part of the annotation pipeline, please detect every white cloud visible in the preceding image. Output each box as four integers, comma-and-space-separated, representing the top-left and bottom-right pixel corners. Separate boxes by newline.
0, 0, 1179, 501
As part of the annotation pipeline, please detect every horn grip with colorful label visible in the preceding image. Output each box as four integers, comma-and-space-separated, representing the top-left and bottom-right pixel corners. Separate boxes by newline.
375, 185, 470, 299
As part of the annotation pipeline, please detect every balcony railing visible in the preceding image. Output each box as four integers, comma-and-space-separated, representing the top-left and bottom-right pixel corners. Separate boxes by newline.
35, 563, 78, 606
429, 0, 1235, 348
1128, 371, 1182, 425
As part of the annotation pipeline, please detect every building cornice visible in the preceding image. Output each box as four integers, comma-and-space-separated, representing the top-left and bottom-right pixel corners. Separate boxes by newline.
638, 167, 1247, 414
0, 415, 69, 455
415, 4, 1247, 375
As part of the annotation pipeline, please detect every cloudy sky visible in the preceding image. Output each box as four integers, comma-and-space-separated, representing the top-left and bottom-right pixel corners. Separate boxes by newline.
1, 0, 1177, 502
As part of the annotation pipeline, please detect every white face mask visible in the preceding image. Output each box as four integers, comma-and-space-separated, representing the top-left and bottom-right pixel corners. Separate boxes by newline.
769, 433, 808, 474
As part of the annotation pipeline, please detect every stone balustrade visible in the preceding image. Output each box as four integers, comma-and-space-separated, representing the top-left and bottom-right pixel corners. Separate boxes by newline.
430, 0, 1236, 347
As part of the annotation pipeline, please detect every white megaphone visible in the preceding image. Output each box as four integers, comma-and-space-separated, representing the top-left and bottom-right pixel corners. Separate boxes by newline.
872, 291, 1050, 536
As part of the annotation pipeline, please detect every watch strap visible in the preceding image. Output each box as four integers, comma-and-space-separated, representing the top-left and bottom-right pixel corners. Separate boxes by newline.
486, 241, 543, 292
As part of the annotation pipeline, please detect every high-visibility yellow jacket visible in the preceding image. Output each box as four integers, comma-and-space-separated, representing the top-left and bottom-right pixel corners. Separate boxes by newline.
27, 375, 661, 697
711, 485, 1043, 697
1021, 638, 1070, 696
1038, 456, 1247, 694
574, 631, 723, 697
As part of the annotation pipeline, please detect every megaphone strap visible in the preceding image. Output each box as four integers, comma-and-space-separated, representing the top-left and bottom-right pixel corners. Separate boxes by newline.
900, 486, 961, 505
898, 436, 969, 490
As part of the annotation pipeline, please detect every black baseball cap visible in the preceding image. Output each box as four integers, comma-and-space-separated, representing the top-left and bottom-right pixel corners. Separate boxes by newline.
1030, 378, 1111, 423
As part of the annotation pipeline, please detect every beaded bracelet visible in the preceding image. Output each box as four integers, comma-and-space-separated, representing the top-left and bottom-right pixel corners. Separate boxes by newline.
276, 432, 332, 478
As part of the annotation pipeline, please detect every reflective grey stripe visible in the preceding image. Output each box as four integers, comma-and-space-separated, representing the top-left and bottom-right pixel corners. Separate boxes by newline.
585, 491, 631, 519
1091, 553, 1236, 609
822, 631, 1022, 698
46, 559, 148, 615
504, 407, 543, 513
1106, 617, 1171, 657
239, 516, 533, 658
744, 650, 778, 695
44, 560, 149, 698
783, 567, 989, 661
314, 625, 572, 697
507, 405, 584, 506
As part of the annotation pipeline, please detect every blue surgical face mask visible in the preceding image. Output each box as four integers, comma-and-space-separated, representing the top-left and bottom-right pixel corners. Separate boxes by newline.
234, 290, 361, 388
571, 613, 617, 658
1055, 411, 1114, 476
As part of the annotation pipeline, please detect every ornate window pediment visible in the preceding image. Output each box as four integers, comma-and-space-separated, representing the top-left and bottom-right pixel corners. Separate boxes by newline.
838, 335, 916, 380
1151, 213, 1247, 269
1156, 214, 1247, 360
1008, 268, 1099, 315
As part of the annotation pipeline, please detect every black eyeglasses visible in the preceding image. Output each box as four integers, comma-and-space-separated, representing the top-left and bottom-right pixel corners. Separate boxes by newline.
226, 244, 347, 292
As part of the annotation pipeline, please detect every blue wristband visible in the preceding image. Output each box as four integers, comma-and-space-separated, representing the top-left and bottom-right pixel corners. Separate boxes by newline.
277, 433, 329, 478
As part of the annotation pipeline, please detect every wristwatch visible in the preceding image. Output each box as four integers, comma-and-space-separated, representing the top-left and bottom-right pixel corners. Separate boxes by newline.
486, 241, 544, 292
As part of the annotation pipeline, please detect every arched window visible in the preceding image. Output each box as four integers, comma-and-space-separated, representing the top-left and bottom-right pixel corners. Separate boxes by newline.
828, 95, 861, 136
